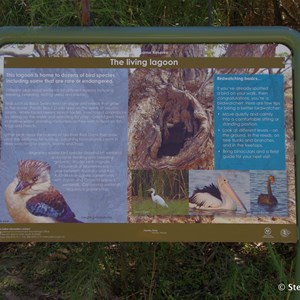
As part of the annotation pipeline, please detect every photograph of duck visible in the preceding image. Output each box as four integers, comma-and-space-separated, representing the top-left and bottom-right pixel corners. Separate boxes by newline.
189, 171, 250, 215
257, 175, 277, 206
250, 171, 288, 216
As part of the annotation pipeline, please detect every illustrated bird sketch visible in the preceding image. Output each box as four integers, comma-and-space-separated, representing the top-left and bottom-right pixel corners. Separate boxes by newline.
5, 160, 83, 223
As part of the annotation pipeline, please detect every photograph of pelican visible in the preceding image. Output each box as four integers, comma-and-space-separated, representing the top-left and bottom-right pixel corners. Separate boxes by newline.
131, 170, 189, 216
250, 171, 288, 216
189, 171, 250, 216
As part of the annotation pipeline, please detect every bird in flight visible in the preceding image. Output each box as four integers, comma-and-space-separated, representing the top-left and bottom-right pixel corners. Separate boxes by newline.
5, 160, 83, 223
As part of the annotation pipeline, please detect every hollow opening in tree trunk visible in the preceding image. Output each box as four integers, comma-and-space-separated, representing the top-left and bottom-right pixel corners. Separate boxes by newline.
157, 104, 199, 158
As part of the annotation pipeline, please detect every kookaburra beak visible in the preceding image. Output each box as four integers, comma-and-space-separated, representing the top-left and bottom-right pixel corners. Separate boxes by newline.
14, 180, 31, 193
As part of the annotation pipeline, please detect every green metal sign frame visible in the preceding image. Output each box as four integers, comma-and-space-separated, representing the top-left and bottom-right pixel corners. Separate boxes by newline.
0, 26, 300, 296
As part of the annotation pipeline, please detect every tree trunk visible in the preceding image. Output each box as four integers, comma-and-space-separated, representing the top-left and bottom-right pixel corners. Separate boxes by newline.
128, 43, 276, 171
128, 44, 214, 170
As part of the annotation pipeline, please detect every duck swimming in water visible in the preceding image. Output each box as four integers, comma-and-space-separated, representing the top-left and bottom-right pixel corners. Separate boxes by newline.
257, 175, 277, 206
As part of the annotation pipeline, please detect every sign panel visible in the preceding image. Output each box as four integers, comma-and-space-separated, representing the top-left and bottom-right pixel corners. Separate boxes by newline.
0, 28, 298, 242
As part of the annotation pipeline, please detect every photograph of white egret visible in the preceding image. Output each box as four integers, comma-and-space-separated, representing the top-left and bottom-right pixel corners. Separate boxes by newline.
130, 170, 189, 216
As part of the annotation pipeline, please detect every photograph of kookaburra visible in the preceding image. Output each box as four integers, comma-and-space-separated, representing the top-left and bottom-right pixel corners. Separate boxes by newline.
5, 160, 83, 223
131, 170, 189, 216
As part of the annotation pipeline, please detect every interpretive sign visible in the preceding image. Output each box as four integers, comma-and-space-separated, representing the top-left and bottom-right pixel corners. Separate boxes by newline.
0, 27, 299, 242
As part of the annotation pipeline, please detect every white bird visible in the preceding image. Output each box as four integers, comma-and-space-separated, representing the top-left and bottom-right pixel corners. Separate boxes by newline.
189, 176, 247, 212
147, 188, 168, 208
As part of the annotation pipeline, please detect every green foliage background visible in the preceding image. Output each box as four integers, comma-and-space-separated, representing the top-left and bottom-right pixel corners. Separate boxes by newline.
0, 0, 300, 299
0, 0, 299, 29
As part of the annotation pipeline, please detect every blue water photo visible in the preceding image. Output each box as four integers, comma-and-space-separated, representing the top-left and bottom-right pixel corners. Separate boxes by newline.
250, 171, 288, 216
